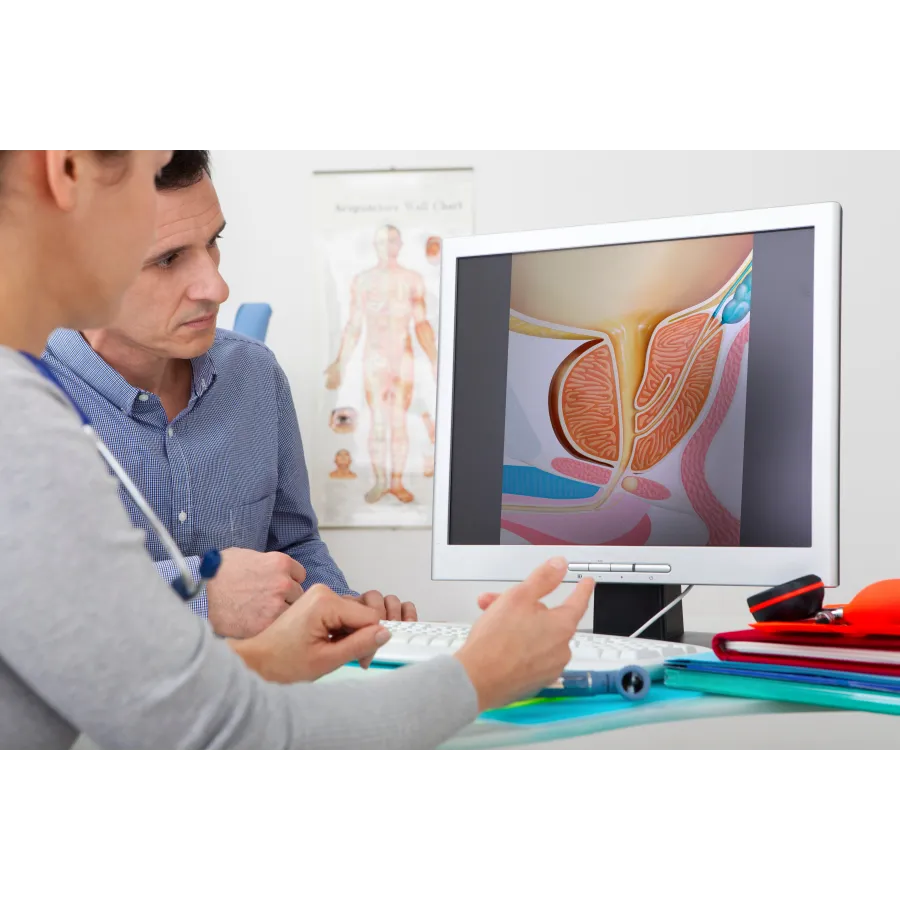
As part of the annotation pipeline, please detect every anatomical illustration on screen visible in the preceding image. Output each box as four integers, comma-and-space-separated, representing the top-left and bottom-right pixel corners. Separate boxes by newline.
313, 168, 474, 527
501, 234, 753, 547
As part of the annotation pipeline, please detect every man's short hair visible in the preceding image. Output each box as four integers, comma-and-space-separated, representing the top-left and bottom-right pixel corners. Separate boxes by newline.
155, 151, 211, 191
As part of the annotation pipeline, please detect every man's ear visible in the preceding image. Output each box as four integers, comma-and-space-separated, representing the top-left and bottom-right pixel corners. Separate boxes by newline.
44, 150, 82, 213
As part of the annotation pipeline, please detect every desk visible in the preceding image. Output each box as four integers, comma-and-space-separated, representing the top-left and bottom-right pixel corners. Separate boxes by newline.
70, 631, 900, 749
329, 630, 900, 749
507, 710, 900, 749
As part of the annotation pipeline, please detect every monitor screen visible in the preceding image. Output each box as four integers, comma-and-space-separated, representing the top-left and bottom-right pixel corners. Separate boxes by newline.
447, 228, 816, 550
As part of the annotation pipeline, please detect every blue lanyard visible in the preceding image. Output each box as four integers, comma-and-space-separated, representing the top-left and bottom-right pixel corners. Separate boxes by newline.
20, 351, 91, 425
20, 351, 221, 599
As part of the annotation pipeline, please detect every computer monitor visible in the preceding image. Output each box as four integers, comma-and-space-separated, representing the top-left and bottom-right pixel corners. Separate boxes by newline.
432, 202, 841, 637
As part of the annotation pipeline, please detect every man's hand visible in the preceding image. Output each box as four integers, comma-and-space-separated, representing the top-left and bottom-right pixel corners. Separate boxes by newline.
324, 361, 342, 391
207, 548, 306, 639
454, 559, 593, 711
229, 584, 393, 682
349, 590, 417, 622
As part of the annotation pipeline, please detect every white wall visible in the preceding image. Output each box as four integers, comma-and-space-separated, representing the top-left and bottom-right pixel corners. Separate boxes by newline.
211, 150, 898, 634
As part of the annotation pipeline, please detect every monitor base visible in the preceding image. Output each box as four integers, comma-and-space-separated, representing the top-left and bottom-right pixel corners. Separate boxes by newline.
592, 583, 685, 641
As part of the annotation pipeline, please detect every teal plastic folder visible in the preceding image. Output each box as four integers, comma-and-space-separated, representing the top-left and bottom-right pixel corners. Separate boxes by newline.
664, 667, 900, 715
479, 685, 703, 725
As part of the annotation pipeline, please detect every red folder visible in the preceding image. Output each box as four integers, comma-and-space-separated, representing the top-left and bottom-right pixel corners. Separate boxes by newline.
711, 629, 900, 676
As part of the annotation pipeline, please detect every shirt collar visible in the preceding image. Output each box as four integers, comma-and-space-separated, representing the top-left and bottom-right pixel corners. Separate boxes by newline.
45, 329, 218, 413
191, 350, 217, 399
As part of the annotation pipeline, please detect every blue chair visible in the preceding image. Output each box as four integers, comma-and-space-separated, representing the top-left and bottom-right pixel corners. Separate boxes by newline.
232, 303, 272, 342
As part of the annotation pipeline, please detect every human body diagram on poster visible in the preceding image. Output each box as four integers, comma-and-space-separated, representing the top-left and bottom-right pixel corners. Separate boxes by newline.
324, 225, 438, 507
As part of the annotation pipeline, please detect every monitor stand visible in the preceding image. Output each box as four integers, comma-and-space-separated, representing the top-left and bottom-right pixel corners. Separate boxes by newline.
592, 583, 684, 641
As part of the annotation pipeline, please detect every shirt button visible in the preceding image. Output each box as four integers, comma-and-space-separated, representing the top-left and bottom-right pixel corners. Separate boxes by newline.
178, 511, 187, 522
167, 427, 174, 437
138, 393, 150, 402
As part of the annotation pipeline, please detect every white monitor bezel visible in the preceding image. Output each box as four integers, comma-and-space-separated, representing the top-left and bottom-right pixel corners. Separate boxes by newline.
431, 202, 841, 588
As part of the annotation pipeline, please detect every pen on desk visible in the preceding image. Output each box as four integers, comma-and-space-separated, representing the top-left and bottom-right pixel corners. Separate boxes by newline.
536, 666, 651, 701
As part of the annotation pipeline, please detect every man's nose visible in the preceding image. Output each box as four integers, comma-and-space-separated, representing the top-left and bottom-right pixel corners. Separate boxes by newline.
210, 269, 230, 306
191, 259, 230, 306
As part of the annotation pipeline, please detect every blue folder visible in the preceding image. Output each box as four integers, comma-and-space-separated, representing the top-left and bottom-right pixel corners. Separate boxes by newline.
664, 652, 900, 715
666, 651, 900, 693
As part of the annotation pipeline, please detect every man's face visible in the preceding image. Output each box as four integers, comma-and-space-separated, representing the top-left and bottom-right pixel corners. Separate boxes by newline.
374, 226, 402, 263
93, 173, 229, 359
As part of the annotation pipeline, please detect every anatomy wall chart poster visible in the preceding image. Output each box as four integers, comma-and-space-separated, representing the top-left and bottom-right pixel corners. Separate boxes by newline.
500, 234, 753, 547
313, 169, 474, 527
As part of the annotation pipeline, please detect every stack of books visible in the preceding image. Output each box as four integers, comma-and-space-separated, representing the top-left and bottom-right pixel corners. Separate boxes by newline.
664, 627, 900, 714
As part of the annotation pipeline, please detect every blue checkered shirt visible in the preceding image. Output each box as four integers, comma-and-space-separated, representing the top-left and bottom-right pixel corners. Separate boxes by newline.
43, 329, 352, 617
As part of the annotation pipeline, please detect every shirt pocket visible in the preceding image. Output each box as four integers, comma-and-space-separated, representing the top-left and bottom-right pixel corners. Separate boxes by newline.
224, 492, 277, 551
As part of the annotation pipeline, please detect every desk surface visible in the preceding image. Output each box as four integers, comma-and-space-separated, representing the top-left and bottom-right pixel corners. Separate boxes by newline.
681, 631, 714, 648
71, 631, 900, 749
514, 710, 900, 749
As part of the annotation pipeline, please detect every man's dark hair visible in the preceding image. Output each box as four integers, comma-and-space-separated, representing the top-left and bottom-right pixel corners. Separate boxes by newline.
155, 151, 211, 191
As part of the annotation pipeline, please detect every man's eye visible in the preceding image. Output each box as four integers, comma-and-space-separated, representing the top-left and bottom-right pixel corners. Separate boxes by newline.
157, 253, 178, 270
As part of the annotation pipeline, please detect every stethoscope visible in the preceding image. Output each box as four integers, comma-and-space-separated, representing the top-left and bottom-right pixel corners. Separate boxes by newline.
21, 352, 222, 600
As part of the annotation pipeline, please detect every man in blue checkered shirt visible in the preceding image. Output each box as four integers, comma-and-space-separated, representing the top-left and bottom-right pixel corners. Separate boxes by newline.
42, 151, 417, 638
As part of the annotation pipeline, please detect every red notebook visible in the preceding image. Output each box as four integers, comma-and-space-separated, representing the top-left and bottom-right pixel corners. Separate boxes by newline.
711, 629, 900, 676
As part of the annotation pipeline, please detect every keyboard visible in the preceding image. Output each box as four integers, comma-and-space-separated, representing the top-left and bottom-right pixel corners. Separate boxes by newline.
373, 620, 708, 678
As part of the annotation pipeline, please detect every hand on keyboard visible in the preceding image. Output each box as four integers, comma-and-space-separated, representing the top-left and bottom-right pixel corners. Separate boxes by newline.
349, 590, 417, 623
231, 585, 392, 682
454, 557, 593, 711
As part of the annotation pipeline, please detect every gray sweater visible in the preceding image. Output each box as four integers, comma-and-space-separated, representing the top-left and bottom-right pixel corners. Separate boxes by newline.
0, 347, 477, 749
